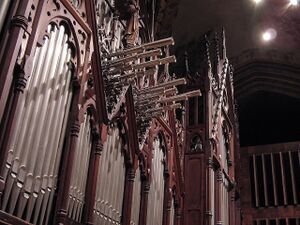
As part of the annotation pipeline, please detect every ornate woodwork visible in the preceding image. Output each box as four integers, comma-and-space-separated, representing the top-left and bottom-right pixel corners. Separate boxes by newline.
173, 30, 239, 225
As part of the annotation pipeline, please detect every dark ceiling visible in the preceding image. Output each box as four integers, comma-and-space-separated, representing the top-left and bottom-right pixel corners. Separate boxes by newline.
238, 91, 300, 146
163, 0, 300, 147
171, 0, 300, 58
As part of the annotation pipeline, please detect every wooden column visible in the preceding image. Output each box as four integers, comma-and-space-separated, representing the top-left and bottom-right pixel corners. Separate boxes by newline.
0, 0, 31, 122
56, 119, 81, 223
216, 169, 222, 225
0, 64, 27, 199
139, 180, 150, 225
205, 157, 214, 225
122, 166, 135, 225
163, 169, 170, 225
84, 125, 103, 225
175, 200, 182, 225
229, 190, 235, 225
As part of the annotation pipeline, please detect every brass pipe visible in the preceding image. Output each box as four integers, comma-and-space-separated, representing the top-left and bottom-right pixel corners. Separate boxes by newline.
104, 49, 162, 67
104, 37, 174, 58
139, 78, 186, 94
145, 103, 182, 114
132, 55, 176, 70
157, 90, 201, 103
139, 87, 177, 98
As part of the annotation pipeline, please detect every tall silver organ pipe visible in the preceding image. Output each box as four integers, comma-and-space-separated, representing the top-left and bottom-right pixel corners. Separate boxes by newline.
0, 0, 10, 33
219, 174, 229, 225
67, 113, 92, 222
146, 137, 165, 225
170, 197, 175, 225
93, 127, 126, 225
130, 166, 142, 225
1, 24, 73, 225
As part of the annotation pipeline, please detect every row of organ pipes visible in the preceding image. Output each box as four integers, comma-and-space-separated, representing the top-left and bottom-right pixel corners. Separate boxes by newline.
0, 0, 203, 224
146, 137, 165, 225
130, 166, 142, 225
1, 24, 73, 225
101, 37, 201, 145
170, 197, 175, 225
93, 126, 126, 225
67, 113, 92, 222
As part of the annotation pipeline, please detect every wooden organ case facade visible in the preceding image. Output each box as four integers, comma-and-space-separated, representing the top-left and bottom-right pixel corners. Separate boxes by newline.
0, 1, 199, 225
174, 31, 240, 225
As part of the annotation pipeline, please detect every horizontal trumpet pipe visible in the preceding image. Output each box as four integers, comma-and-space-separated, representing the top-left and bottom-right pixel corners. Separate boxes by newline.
132, 56, 176, 70
121, 68, 157, 79
104, 49, 162, 67
143, 37, 175, 50
139, 78, 186, 94
138, 87, 177, 99
104, 37, 175, 58
145, 103, 182, 114
157, 90, 201, 103
105, 55, 174, 75
108, 69, 156, 82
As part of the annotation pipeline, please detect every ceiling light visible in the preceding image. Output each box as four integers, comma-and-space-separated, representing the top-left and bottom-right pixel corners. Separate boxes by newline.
262, 32, 271, 41
290, 0, 298, 6
262, 28, 277, 42
253, 0, 263, 4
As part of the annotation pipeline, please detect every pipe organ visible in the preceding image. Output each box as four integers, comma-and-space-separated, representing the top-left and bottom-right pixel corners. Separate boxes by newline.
1, 24, 73, 225
67, 113, 92, 222
146, 137, 165, 225
93, 126, 126, 225
0, 0, 240, 224
130, 166, 142, 225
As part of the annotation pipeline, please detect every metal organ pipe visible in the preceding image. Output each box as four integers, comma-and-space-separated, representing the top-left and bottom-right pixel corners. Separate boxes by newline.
170, 197, 175, 225
67, 113, 92, 222
146, 137, 165, 225
130, 166, 142, 225
1, 24, 73, 225
93, 127, 126, 225
94, 130, 110, 224
0, 0, 10, 34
